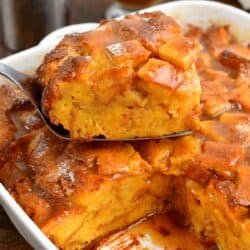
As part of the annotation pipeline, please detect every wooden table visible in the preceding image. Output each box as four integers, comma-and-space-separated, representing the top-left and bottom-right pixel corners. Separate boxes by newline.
0, 0, 244, 249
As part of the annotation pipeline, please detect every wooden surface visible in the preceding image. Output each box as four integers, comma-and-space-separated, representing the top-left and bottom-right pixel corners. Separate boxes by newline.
0, 0, 245, 249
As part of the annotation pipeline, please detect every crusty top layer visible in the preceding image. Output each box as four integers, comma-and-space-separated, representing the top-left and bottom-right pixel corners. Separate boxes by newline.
37, 11, 181, 86
38, 11, 201, 115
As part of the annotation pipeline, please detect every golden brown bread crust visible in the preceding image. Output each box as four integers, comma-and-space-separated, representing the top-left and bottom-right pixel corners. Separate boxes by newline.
39, 11, 201, 139
219, 44, 250, 69
37, 12, 180, 85
37, 11, 180, 87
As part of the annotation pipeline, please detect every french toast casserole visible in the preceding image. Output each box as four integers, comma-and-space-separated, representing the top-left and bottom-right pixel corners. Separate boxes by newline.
39, 11, 201, 140
1, 11, 250, 250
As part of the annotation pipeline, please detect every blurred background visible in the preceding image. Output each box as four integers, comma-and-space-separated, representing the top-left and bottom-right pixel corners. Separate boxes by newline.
0, 0, 248, 249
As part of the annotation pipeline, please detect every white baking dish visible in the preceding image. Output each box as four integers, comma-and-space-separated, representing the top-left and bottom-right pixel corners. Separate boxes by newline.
0, 1, 249, 249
